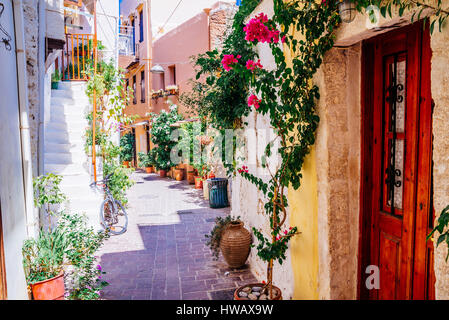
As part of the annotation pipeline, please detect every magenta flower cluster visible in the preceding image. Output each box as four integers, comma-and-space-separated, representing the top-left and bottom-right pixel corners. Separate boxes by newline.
243, 13, 280, 44
247, 94, 261, 110
221, 54, 241, 71
238, 165, 249, 174
246, 59, 263, 71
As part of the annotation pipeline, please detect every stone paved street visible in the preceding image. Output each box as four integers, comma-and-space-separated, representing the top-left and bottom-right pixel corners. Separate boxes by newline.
98, 171, 257, 300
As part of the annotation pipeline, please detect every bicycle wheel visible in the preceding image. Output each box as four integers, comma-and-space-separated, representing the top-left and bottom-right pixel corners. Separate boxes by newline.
100, 199, 128, 235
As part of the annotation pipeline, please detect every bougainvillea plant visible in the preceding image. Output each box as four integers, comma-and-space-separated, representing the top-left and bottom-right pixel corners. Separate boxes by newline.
223, 0, 340, 299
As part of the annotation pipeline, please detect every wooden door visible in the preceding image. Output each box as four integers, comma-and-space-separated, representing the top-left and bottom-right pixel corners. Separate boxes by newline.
360, 22, 434, 300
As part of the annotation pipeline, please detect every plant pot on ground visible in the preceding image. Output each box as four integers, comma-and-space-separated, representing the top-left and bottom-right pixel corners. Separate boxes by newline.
187, 170, 195, 184
122, 161, 130, 168
159, 169, 167, 178
206, 217, 251, 269
194, 176, 203, 189
31, 272, 65, 300
234, 283, 282, 301
174, 168, 184, 181
51, 69, 61, 90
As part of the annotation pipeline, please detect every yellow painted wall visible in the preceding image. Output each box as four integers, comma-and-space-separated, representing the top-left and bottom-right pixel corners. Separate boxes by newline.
283, 3, 319, 298
288, 147, 319, 299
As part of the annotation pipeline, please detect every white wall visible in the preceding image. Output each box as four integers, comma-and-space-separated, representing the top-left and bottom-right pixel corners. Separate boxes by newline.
0, 0, 30, 300
231, 0, 295, 299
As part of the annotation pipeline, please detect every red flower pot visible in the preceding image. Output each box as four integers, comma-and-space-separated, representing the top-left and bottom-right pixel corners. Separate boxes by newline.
159, 170, 167, 178
31, 273, 65, 300
194, 176, 203, 189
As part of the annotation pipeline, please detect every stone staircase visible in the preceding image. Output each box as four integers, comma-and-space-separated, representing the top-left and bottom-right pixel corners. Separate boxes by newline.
44, 81, 102, 228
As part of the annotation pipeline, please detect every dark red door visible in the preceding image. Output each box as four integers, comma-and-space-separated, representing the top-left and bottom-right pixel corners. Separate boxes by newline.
360, 22, 434, 300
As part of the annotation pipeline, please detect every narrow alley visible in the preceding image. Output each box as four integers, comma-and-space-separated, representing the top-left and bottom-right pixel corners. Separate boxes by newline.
98, 171, 257, 300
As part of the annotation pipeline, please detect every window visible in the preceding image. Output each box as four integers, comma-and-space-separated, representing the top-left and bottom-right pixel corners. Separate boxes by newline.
139, 10, 144, 43
141, 70, 145, 103
133, 75, 137, 104
131, 19, 136, 50
168, 65, 176, 85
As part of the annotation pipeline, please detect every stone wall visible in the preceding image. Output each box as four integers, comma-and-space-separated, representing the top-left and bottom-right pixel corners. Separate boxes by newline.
23, 0, 41, 176
209, 2, 237, 51
430, 29, 449, 300
314, 44, 361, 299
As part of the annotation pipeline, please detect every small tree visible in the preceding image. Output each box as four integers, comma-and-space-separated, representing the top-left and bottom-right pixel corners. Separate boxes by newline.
150, 104, 183, 171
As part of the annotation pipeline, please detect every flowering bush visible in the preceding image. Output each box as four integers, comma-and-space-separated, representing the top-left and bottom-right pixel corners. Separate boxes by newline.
150, 104, 183, 171
221, 54, 241, 71
247, 94, 261, 110
243, 13, 280, 43
246, 59, 263, 71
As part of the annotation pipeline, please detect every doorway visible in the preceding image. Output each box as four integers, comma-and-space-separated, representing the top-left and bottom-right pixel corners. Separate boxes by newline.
360, 22, 435, 300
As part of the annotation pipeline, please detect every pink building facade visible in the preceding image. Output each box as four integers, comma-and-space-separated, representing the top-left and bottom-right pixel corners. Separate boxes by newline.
151, 2, 235, 117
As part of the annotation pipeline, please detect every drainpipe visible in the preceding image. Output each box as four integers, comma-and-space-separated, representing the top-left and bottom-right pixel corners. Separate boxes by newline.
12, 0, 38, 238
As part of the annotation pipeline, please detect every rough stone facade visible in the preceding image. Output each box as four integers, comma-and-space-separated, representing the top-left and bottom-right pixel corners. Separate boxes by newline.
430, 29, 449, 300
23, 0, 41, 176
314, 44, 361, 299
209, 2, 237, 52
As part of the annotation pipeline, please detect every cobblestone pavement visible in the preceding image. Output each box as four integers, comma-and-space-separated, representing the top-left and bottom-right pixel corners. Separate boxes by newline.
98, 171, 257, 300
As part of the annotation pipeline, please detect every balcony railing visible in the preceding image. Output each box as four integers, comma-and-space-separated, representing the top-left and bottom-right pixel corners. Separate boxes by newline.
118, 25, 136, 56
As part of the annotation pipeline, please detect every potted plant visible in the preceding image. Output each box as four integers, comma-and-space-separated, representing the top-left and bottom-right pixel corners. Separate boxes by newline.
150, 104, 183, 178
23, 229, 66, 300
138, 152, 153, 173
120, 132, 134, 167
166, 85, 179, 95
206, 216, 251, 268
174, 165, 184, 181
51, 69, 61, 90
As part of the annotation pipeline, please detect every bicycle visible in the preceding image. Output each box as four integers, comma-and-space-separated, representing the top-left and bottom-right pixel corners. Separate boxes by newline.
90, 174, 128, 235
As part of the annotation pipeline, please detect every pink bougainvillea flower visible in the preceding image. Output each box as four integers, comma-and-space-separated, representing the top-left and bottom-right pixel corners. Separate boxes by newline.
221, 54, 240, 71
238, 165, 249, 174
284, 230, 288, 235
281, 36, 286, 43
276, 235, 281, 241
246, 59, 263, 71
248, 94, 261, 110
243, 13, 280, 44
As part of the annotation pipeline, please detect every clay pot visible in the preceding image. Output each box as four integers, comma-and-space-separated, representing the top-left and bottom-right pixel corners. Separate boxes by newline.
31, 273, 65, 300
159, 170, 167, 178
234, 283, 282, 301
174, 168, 184, 181
145, 167, 153, 173
220, 221, 251, 268
187, 171, 195, 184
194, 176, 203, 189
208, 172, 216, 179
123, 161, 130, 168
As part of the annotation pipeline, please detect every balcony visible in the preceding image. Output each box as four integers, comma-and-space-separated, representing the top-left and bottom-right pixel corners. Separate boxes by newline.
119, 26, 136, 56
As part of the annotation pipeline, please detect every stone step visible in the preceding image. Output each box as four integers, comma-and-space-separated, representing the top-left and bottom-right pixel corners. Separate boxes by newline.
45, 131, 84, 145
44, 151, 86, 165
51, 95, 90, 105
45, 142, 82, 153
51, 88, 87, 99
46, 120, 86, 132
58, 81, 86, 91
44, 163, 86, 176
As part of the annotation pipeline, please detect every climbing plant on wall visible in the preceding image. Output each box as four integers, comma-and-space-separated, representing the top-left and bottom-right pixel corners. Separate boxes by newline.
188, 0, 448, 298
